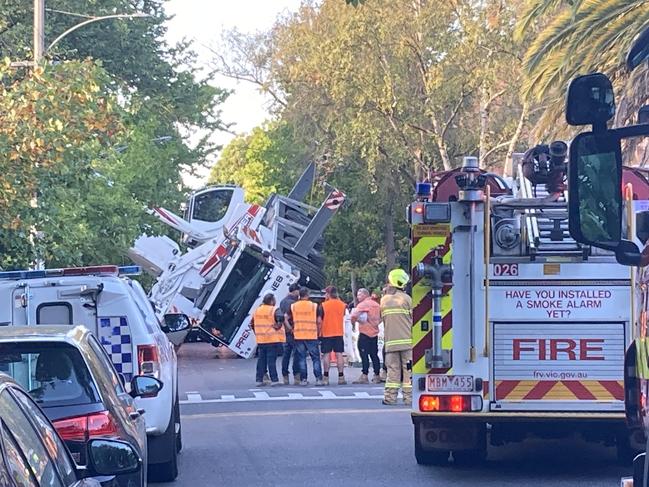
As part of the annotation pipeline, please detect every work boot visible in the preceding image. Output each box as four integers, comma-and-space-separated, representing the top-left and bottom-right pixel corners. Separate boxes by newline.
382, 399, 398, 406
322, 376, 329, 386
338, 375, 347, 385
403, 387, 413, 406
283, 375, 290, 385
353, 374, 369, 384
315, 378, 325, 386
293, 373, 301, 385
263, 373, 271, 385
371, 374, 382, 384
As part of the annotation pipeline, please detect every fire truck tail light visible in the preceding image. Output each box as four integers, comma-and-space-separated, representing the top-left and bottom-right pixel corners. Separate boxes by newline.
419, 394, 482, 413
419, 395, 440, 411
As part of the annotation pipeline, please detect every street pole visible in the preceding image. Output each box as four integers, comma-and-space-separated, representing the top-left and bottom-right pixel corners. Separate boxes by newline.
33, 0, 45, 64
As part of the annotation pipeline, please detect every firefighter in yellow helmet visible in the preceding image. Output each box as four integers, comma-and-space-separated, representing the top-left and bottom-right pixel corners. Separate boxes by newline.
381, 268, 413, 405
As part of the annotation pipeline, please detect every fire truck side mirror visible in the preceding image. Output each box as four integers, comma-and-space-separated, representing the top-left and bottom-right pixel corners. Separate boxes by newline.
565, 73, 615, 130
627, 25, 649, 72
567, 131, 643, 266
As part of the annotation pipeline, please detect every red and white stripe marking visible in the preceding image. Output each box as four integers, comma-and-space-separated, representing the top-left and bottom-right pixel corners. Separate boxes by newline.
325, 190, 345, 210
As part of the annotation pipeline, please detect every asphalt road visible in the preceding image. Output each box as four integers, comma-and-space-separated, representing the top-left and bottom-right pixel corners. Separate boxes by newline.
159, 342, 629, 487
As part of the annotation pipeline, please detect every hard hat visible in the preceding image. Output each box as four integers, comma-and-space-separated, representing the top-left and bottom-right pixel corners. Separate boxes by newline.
388, 268, 409, 289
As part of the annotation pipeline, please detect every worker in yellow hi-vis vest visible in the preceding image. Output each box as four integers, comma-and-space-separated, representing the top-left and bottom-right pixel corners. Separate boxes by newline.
381, 269, 413, 406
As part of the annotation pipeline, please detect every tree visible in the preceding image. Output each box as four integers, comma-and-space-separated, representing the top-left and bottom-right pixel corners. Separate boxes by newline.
518, 0, 649, 136
210, 121, 309, 204
211, 0, 532, 282
0, 1, 230, 270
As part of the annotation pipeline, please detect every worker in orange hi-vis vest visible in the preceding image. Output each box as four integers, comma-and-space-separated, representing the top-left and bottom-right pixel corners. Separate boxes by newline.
288, 287, 325, 386
251, 293, 286, 387
381, 269, 413, 406
321, 285, 348, 385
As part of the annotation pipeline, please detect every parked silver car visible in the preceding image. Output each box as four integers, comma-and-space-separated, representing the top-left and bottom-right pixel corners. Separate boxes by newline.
0, 326, 159, 487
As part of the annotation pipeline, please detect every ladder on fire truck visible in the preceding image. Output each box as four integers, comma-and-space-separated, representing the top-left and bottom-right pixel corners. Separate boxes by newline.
516, 164, 582, 258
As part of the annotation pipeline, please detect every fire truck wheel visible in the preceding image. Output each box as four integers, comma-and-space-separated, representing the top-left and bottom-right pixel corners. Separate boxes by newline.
616, 433, 635, 465
414, 428, 450, 466
452, 448, 487, 465
452, 426, 487, 465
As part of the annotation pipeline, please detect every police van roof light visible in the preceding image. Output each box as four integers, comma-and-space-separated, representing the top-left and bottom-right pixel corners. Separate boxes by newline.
118, 265, 141, 276
62, 265, 119, 276
0, 270, 47, 280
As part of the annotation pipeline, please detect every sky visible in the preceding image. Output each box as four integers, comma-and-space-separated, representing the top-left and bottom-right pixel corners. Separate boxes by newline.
165, 0, 303, 188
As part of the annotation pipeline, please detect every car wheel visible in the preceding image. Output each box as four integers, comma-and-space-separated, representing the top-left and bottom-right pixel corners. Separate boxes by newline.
414, 426, 449, 466
148, 406, 179, 482
175, 394, 183, 453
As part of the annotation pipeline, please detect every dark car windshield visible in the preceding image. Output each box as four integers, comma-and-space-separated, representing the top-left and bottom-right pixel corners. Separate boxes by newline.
202, 248, 272, 343
0, 342, 101, 407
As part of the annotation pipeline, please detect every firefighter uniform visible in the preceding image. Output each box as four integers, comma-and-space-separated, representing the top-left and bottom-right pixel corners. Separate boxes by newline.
381, 270, 413, 405
253, 303, 285, 385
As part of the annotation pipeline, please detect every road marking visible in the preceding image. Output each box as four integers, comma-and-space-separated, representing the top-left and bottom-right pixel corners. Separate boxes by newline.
186, 392, 202, 402
181, 394, 385, 404
182, 408, 410, 419
181, 389, 404, 404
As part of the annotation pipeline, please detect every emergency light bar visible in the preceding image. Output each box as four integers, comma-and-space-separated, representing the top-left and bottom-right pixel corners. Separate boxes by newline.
0, 265, 142, 280
0, 270, 47, 280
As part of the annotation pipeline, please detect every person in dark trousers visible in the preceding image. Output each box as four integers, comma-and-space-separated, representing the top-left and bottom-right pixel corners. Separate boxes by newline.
288, 287, 325, 386
350, 288, 382, 383
279, 283, 302, 385
251, 293, 285, 387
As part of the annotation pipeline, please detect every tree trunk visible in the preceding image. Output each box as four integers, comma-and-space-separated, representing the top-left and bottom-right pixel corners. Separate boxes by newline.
384, 197, 397, 271
504, 102, 529, 178
479, 85, 489, 168
351, 270, 358, 306
430, 114, 452, 171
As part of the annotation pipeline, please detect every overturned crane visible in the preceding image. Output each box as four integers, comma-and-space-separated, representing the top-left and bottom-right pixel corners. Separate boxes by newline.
129, 163, 345, 358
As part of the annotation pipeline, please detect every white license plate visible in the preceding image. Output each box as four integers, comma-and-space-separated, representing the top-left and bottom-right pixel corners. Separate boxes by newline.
426, 375, 474, 392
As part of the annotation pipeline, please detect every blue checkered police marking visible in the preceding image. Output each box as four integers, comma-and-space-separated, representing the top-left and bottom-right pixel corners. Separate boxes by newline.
99, 317, 133, 380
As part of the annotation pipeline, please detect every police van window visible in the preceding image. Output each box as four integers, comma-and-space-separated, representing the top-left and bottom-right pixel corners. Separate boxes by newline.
36, 303, 72, 325
191, 189, 233, 223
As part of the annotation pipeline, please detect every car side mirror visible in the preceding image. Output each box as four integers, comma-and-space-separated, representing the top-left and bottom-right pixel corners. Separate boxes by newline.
129, 375, 163, 399
86, 439, 140, 476
567, 131, 643, 266
162, 313, 191, 333
566, 73, 615, 130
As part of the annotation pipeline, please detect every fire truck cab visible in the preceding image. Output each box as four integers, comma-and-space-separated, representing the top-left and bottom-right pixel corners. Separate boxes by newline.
409, 148, 649, 464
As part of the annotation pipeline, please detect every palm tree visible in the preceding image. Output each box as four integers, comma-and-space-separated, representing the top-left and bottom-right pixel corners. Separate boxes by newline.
518, 0, 649, 136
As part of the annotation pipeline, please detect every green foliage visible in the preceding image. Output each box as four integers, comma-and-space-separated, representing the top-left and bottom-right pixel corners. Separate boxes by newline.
209, 121, 307, 204
214, 0, 531, 292
0, 1, 227, 270
518, 0, 649, 135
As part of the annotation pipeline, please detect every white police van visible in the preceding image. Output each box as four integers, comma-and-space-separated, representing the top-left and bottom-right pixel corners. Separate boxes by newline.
0, 265, 190, 481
